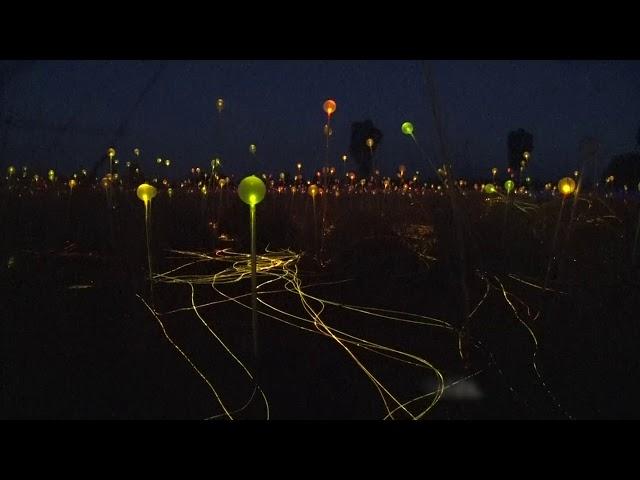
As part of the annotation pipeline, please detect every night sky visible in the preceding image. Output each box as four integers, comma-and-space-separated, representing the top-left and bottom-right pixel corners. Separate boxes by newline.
2, 59, 639, 180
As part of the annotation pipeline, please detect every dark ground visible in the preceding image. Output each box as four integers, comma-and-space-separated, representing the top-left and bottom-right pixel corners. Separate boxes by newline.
2, 186, 640, 419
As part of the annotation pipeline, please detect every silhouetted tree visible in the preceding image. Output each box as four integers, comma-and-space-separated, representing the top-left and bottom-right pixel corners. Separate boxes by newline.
349, 120, 382, 178
507, 128, 533, 171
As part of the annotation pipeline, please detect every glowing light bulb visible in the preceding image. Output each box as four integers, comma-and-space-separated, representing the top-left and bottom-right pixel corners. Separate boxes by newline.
484, 183, 497, 194
137, 183, 158, 204
238, 175, 266, 206
401, 122, 414, 135
323, 99, 336, 116
504, 179, 515, 194
557, 177, 576, 196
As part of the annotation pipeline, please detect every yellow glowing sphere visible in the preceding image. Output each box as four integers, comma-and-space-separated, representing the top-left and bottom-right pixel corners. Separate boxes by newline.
133, 148, 140, 157
238, 175, 266, 206
164, 159, 171, 167
156, 157, 162, 164
323, 99, 336, 116
297, 162, 302, 170
216, 98, 224, 113
48, 169, 55, 180
137, 183, 158, 203
219, 178, 226, 188
491, 167, 498, 176
558, 177, 576, 196
504, 179, 515, 193
341, 155, 347, 162
249, 144, 257, 155
68, 179, 77, 189
107, 147, 116, 159
167, 188, 173, 198
7, 165, 16, 175
484, 183, 497, 194
308, 184, 318, 198
366, 138, 374, 148
523, 151, 530, 160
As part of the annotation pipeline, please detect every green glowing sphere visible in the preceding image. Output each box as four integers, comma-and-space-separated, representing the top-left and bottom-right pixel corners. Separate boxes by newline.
504, 179, 515, 194
557, 177, 576, 196
137, 183, 158, 203
238, 175, 266, 206
484, 183, 497, 194
401, 122, 414, 135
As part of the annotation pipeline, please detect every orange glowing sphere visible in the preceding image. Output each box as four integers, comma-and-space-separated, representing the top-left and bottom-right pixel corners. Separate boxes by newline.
308, 184, 318, 198
323, 99, 336, 116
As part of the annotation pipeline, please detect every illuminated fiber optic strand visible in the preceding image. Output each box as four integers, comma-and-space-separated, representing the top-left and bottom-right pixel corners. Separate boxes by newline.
134, 249, 294, 419
207, 250, 448, 419
470, 271, 573, 419
148, 247, 572, 419
150, 247, 461, 419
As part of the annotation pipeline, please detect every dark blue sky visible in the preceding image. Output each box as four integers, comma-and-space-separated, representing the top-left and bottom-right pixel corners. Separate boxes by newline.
2, 60, 639, 180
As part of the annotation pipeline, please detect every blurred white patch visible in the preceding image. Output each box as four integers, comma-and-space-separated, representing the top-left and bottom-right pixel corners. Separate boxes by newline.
421, 376, 484, 401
